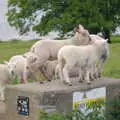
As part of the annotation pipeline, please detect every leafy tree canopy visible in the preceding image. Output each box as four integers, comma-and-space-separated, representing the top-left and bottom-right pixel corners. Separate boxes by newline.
7, 0, 120, 41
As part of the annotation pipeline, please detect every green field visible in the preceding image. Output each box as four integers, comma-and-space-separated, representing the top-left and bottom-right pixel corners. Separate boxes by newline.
0, 37, 120, 78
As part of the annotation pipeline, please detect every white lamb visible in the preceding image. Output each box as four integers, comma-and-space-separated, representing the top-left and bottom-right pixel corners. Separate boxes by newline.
0, 64, 12, 101
6, 55, 28, 84
23, 52, 46, 83
6, 52, 45, 84
41, 60, 80, 81
30, 25, 91, 63
57, 39, 108, 86
90, 35, 109, 78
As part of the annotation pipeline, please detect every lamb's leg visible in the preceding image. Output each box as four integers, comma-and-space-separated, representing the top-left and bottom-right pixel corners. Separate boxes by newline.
40, 66, 51, 82
97, 57, 107, 78
22, 67, 29, 84
21, 72, 28, 84
55, 64, 59, 80
97, 60, 104, 78
63, 65, 72, 86
89, 66, 96, 81
18, 73, 26, 84
85, 69, 91, 84
78, 68, 83, 83
0, 85, 5, 102
57, 64, 64, 81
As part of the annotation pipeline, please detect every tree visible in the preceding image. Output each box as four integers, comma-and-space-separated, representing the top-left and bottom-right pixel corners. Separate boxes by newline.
7, 0, 120, 42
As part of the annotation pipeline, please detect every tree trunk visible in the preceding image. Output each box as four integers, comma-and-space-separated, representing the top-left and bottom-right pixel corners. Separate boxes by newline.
102, 29, 111, 43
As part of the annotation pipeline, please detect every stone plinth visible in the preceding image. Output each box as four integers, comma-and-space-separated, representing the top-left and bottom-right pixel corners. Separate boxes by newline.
4, 77, 120, 120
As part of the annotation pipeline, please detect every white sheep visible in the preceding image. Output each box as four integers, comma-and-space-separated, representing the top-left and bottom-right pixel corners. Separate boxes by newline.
6, 52, 45, 84
30, 25, 91, 63
6, 55, 28, 84
23, 52, 46, 83
40, 60, 80, 81
90, 35, 109, 78
25, 25, 92, 81
0, 64, 12, 101
57, 39, 108, 86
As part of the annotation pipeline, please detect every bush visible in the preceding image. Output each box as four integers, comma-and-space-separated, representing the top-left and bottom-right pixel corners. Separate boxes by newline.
39, 100, 105, 120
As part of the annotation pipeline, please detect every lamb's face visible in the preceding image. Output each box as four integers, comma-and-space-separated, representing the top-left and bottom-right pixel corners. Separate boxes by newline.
23, 52, 38, 70
74, 24, 92, 45
7, 62, 16, 78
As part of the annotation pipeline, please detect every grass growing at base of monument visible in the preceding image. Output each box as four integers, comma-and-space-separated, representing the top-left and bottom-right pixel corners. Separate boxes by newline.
0, 36, 120, 79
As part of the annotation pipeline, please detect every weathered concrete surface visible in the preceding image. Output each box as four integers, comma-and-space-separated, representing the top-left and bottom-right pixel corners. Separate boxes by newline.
106, 84, 120, 120
5, 77, 120, 93
4, 77, 120, 120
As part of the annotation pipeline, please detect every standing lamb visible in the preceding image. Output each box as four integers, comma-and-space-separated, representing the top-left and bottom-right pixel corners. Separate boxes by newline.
0, 64, 12, 101
57, 39, 108, 86
23, 52, 47, 83
6, 52, 46, 84
90, 35, 109, 78
6, 55, 29, 84
41, 60, 80, 81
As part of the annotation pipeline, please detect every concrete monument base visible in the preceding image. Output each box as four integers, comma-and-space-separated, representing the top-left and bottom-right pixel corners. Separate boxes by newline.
4, 77, 120, 120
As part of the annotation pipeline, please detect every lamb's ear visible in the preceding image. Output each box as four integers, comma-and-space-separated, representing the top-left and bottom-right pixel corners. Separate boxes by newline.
4, 61, 9, 65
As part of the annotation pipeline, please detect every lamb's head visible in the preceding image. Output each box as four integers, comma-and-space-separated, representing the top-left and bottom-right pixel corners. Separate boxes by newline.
4, 61, 16, 79
23, 52, 38, 70
73, 24, 92, 45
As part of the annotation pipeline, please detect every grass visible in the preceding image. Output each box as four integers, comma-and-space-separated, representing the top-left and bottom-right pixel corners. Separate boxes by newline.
0, 40, 37, 63
102, 36, 120, 78
0, 36, 120, 79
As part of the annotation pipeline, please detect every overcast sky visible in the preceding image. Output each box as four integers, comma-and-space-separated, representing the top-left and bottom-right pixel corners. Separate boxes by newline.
0, 0, 25, 40
0, 0, 58, 40
0, 0, 120, 41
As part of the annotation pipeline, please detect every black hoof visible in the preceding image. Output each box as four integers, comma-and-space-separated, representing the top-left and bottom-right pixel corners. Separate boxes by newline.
47, 79, 51, 82
68, 83, 72, 86
79, 80, 83, 83
40, 81, 44, 84
63, 81, 72, 86
87, 82, 91, 84
90, 78, 94, 81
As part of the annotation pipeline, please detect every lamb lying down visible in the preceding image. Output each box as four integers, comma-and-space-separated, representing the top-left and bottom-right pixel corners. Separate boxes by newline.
23, 52, 47, 83
41, 60, 80, 81
57, 39, 109, 86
